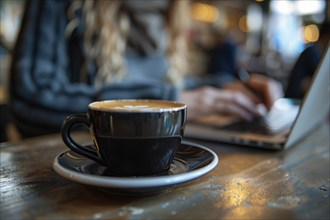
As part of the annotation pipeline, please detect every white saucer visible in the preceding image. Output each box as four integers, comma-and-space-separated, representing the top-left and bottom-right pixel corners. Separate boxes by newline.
53, 140, 218, 195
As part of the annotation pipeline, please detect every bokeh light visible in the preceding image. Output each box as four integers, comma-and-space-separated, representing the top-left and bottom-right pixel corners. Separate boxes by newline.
191, 2, 219, 23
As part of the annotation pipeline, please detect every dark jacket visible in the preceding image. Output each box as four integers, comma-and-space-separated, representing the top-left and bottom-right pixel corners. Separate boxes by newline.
285, 44, 322, 99
9, 0, 178, 137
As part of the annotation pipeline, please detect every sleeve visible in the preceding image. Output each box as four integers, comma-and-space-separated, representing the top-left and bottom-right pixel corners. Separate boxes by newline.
9, 0, 178, 135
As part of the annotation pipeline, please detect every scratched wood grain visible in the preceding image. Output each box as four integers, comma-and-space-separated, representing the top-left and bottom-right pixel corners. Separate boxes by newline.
0, 124, 329, 220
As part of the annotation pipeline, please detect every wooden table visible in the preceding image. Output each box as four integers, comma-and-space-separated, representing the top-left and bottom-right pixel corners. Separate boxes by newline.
1, 122, 329, 220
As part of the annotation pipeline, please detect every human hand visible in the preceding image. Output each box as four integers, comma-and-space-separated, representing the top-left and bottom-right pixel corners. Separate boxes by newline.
246, 74, 284, 109
180, 86, 265, 121
225, 74, 284, 110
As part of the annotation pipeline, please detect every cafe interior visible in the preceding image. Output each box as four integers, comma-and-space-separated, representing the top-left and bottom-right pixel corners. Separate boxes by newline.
0, 0, 328, 141
0, 0, 329, 219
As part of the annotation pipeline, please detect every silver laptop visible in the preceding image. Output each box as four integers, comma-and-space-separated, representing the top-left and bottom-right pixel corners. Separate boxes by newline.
184, 45, 330, 150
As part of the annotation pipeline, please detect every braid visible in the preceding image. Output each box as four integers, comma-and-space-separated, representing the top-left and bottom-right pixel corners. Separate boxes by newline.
166, 1, 190, 87
84, 0, 129, 85
65, 0, 190, 87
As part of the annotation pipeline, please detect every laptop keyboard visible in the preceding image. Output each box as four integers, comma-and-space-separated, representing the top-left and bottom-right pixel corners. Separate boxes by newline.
217, 101, 300, 135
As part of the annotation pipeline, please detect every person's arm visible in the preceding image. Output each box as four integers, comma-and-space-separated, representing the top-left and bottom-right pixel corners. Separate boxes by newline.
11, 0, 93, 110
9, 0, 96, 136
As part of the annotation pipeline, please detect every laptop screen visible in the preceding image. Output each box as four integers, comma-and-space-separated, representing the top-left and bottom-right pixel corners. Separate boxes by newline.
285, 44, 330, 148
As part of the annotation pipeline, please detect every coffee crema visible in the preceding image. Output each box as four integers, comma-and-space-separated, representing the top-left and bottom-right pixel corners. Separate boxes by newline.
89, 100, 186, 112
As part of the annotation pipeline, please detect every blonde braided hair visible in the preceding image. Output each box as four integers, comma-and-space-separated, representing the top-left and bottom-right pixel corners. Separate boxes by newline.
66, 0, 190, 86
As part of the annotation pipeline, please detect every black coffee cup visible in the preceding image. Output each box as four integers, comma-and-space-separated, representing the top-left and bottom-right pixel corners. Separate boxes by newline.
61, 100, 187, 176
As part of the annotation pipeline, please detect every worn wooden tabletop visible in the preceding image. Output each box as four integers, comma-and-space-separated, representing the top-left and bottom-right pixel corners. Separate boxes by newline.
1, 123, 329, 220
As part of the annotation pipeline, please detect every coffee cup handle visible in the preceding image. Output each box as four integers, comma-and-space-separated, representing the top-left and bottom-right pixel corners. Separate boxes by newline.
61, 114, 104, 165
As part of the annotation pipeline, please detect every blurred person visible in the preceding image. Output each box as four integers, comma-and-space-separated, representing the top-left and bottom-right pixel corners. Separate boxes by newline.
188, 23, 239, 85
207, 38, 237, 78
285, 21, 330, 99
9, 0, 283, 138
206, 24, 239, 79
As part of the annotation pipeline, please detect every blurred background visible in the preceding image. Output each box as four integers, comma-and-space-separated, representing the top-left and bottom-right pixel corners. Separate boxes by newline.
187, 0, 328, 82
0, 0, 329, 141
